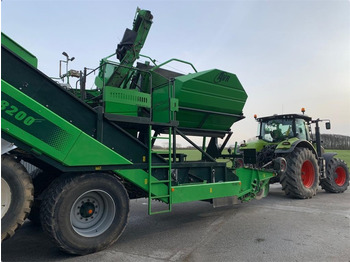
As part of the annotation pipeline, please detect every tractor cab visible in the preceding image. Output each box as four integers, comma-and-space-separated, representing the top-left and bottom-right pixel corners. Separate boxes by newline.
256, 114, 312, 143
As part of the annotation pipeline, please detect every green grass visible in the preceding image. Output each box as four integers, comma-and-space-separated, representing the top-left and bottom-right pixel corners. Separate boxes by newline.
176, 149, 201, 161
326, 149, 350, 166
160, 148, 350, 166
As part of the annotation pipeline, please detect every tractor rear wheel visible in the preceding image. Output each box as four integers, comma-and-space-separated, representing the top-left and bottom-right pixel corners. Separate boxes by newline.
1, 155, 34, 241
281, 148, 319, 199
40, 172, 129, 255
320, 158, 349, 193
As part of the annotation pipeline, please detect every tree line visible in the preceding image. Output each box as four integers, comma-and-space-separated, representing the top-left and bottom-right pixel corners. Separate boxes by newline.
320, 134, 350, 150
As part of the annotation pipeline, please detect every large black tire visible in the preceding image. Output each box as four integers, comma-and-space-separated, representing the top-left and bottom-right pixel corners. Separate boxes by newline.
28, 169, 60, 225
1, 155, 34, 241
320, 158, 349, 193
280, 148, 319, 199
40, 172, 129, 255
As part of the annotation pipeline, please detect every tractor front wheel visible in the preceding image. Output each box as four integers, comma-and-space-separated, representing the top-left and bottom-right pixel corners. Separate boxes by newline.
281, 148, 319, 199
40, 172, 129, 255
320, 158, 349, 193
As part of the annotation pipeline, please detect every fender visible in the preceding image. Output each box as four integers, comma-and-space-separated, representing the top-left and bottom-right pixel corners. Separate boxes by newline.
275, 139, 318, 157
322, 152, 337, 165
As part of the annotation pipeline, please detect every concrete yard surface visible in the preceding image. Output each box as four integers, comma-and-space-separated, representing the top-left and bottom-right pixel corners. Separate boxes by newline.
2, 184, 350, 262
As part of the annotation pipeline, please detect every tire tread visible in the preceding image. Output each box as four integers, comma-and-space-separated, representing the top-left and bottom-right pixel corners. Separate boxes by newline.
1, 155, 34, 241
320, 158, 349, 193
280, 148, 319, 199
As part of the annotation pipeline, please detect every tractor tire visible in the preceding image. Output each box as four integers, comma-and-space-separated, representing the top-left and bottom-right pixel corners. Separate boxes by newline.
40, 172, 129, 255
1, 155, 34, 241
320, 158, 349, 193
28, 169, 60, 225
280, 148, 319, 199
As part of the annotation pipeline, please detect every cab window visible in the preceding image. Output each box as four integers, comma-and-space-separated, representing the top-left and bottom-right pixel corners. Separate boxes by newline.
260, 119, 294, 142
295, 119, 308, 140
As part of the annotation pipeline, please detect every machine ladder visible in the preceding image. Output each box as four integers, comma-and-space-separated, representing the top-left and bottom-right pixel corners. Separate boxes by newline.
148, 125, 172, 215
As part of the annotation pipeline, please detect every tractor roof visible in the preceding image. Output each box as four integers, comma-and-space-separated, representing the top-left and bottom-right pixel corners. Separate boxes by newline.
257, 114, 312, 122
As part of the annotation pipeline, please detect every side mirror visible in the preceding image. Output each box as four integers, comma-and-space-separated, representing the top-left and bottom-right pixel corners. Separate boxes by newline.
325, 122, 331, 130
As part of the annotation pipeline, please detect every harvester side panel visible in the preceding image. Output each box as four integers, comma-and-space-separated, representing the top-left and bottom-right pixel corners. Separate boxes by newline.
2, 80, 132, 167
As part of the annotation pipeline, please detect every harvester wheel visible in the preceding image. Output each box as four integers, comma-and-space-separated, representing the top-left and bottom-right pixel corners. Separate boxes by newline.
320, 158, 349, 193
28, 169, 60, 225
280, 148, 319, 199
40, 172, 129, 255
1, 155, 34, 241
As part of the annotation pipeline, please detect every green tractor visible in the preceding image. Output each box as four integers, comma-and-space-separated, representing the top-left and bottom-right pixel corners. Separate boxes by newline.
239, 108, 349, 199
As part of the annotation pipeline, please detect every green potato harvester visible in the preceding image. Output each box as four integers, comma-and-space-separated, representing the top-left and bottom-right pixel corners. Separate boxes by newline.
1, 8, 284, 255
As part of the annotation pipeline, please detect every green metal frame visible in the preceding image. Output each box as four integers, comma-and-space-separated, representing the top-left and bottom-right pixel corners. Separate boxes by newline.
150, 58, 198, 73
104, 86, 151, 116
1, 33, 38, 68
171, 181, 241, 204
2, 65, 277, 215
236, 168, 274, 201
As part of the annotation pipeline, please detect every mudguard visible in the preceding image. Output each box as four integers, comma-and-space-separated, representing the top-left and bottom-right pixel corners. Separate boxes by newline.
275, 139, 317, 157
322, 152, 337, 165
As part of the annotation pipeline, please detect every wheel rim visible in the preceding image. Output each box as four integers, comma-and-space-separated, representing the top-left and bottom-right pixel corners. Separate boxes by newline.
70, 190, 115, 237
334, 166, 346, 186
301, 160, 315, 188
1, 177, 12, 218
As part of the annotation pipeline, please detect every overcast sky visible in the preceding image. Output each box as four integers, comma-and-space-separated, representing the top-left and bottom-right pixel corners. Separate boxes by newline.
2, 0, 349, 146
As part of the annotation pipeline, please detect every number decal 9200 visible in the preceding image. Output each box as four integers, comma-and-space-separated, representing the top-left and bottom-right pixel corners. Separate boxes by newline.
2, 100, 35, 126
